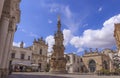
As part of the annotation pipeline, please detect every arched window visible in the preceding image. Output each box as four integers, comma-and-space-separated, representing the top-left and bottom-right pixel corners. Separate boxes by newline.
88, 59, 96, 72
39, 49, 42, 55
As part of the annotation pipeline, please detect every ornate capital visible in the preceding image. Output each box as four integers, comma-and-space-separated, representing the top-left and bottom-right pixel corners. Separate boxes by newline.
11, 0, 21, 23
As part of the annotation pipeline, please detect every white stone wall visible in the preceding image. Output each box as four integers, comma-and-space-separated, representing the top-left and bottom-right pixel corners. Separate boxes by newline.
66, 53, 81, 73
11, 46, 32, 66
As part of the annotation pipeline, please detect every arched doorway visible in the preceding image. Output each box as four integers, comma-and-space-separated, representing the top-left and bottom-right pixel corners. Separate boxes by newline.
103, 60, 108, 69
38, 63, 41, 72
88, 60, 96, 72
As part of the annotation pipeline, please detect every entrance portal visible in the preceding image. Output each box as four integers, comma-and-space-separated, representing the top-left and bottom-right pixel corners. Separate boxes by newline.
88, 60, 96, 72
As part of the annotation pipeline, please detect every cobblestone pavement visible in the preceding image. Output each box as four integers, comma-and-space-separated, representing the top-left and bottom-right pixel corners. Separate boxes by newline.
7, 72, 120, 78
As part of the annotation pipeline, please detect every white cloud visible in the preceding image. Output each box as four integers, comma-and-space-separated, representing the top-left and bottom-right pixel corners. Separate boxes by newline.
46, 14, 120, 53
40, 1, 82, 33
62, 6, 81, 33
48, 19, 53, 24
70, 14, 120, 52
40, 1, 61, 13
19, 28, 27, 33
45, 29, 73, 52
83, 24, 88, 27
30, 32, 39, 38
13, 42, 21, 47
98, 7, 103, 12
45, 35, 55, 52
13, 42, 26, 47
18, 27, 39, 38
41, 1, 120, 53
63, 6, 72, 19
63, 29, 73, 46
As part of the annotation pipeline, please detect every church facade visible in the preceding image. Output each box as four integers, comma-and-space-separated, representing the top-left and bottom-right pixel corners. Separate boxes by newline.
82, 49, 115, 73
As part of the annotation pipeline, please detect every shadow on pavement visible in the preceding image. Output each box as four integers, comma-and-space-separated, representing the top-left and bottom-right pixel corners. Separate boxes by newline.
7, 74, 72, 78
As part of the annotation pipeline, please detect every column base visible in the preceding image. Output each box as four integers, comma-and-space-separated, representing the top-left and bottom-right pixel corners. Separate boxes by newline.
0, 68, 9, 78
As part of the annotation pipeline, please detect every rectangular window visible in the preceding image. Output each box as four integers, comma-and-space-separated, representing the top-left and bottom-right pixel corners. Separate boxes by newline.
28, 56, 30, 60
40, 49, 42, 55
11, 53, 15, 58
73, 55, 76, 63
21, 54, 25, 59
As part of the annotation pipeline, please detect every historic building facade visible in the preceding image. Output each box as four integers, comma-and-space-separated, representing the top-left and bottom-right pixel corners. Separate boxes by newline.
10, 43, 115, 73
82, 49, 115, 73
65, 53, 83, 73
10, 38, 48, 72
10, 42, 32, 72
114, 23, 120, 69
31, 37, 48, 72
47, 49, 115, 73
0, 0, 21, 78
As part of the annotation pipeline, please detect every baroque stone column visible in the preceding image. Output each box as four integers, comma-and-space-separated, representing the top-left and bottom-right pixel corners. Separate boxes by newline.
0, 15, 10, 65
0, 0, 21, 77
49, 16, 67, 74
0, 13, 10, 78
0, 1, 11, 78
1, 17, 16, 77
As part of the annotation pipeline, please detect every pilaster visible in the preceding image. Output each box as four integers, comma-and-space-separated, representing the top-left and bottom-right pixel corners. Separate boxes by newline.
0, 15, 10, 67
1, 18, 16, 77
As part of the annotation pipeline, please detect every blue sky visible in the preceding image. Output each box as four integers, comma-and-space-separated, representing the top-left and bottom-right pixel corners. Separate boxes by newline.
13, 0, 120, 55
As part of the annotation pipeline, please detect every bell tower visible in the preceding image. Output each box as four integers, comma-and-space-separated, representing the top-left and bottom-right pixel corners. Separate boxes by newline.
49, 16, 67, 73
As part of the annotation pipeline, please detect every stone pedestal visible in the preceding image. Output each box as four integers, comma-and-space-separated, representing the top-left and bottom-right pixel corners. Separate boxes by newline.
49, 57, 67, 74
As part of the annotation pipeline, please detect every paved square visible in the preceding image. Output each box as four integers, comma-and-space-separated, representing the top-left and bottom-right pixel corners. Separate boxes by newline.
7, 72, 120, 78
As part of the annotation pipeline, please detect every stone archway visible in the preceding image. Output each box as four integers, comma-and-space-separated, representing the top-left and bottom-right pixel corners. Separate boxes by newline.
88, 59, 96, 72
